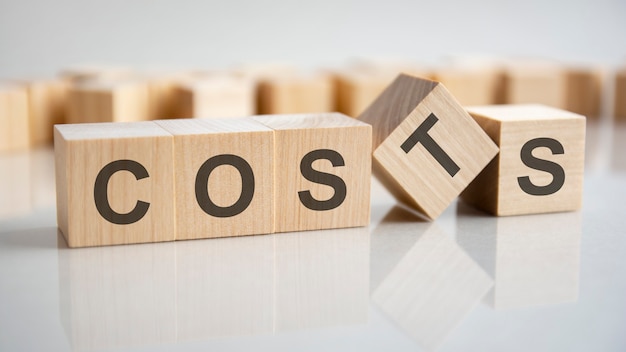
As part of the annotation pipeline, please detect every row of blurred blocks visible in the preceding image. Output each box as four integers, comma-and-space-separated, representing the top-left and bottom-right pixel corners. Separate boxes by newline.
2, 58, 626, 153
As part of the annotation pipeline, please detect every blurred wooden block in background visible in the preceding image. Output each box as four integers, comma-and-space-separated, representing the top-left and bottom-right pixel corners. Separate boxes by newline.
359, 74, 498, 220
67, 80, 151, 123
252, 113, 371, 233
615, 68, 626, 121
19, 79, 68, 146
462, 104, 585, 216
564, 66, 603, 118
154, 118, 274, 240
0, 84, 30, 152
334, 63, 430, 117
175, 74, 255, 118
54, 121, 176, 247
60, 64, 135, 84
432, 66, 499, 106
143, 71, 195, 120
500, 62, 566, 108
257, 73, 334, 114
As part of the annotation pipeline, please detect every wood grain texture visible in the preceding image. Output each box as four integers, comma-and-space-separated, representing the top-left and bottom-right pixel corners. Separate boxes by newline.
257, 73, 334, 114
175, 75, 255, 118
154, 118, 274, 240
360, 74, 498, 219
462, 104, 586, 216
54, 121, 175, 247
564, 67, 603, 118
615, 69, 626, 121
0, 84, 30, 152
67, 80, 151, 124
252, 113, 371, 233
20, 79, 68, 146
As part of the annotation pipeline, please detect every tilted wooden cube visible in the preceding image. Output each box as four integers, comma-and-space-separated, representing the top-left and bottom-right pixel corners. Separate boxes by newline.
462, 104, 585, 216
0, 83, 30, 152
67, 80, 151, 124
253, 113, 371, 233
154, 118, 274, 240
54, 121, 176, 247
359, 74, 499, 219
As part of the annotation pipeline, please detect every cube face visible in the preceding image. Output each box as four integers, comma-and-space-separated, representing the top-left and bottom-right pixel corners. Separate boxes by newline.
371, 83, 499, 219
67, 82, 150, 124
502, 66, 566, 109
177, 77, 255, 118
55, 122, 176, 247
564, 68, 602, 118
258, 75, 334, 114
253, 113, 371, 233
24, 79, 68, 146
155, 118, 274, 240
463, 104, 586, 216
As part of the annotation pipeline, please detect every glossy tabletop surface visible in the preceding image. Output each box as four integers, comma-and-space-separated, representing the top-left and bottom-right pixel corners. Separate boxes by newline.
1, 120, 625, 352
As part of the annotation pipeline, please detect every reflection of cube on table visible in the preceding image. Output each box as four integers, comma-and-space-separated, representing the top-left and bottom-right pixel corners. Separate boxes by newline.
462, 104, 585, 216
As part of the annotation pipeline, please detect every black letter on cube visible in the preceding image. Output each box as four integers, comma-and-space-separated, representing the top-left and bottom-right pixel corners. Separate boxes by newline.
94, 159, 151, 225
401, 112, 460, 177
195, 154, 255, 218
298, 149, 347, 211
517, 137, 566, 196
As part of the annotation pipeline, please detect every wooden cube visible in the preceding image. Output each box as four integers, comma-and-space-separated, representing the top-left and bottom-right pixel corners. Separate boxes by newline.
60, 64, 135, 84
432, 66, 500, 106
500, 62, 566, 108
615, 68, 626, 121
0, 84, 30, 152
257, 73, 334, 114
144, 72, 194, 120
67, 80, 151, 124
54, 121, 176, 247
359, 74, 499, 220
20, 78, 68, 146
462, 104, 586, 216
564, 67, 603, 118
175, 74, 256, 118
154, 118, 274, 240
252, 113, 371, 233
334, 70, 396, 117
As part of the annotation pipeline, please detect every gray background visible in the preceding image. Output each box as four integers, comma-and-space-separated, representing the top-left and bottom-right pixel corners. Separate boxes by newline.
1, 0, 625, 77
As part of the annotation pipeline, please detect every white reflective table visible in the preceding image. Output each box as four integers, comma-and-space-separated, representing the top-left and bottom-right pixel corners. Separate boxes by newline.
1, 121, 625, 352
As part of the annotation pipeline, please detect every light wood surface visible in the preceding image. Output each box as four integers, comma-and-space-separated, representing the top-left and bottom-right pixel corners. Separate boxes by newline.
462, 104, 586, 216
564, 67, 602, 118
257, 73, 334, 114
359, 74, 498, 219
19, 79, 68, 146
175, 74, 256, 118
615, 68, 626, 121
0, 84, 30, 152
499, 62, 566, 108
432, 66, 499, 106
54, 121, 176, 247
155, 118, 274, 240
252, 113, 371, 233
66, 80, 151, 124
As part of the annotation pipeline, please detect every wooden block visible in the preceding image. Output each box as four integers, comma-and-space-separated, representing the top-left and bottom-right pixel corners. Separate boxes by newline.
144, 72, 193, 120
154, 118, 274, 240
615, 68, 626, 121
67, 80, 151, 123
0, 84, 30, 152
60, 64, 135, 84
431, 66, 500, 106
500, 62, 566, 108
174, 74, 255, 118
257, 73, 334, 114
19, 79, 68, 146
462, 104, 585, 216
564, 66, 603, 118
54, 121, 176, 247
359, 74, 499, 219
252, 113, 371, 233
